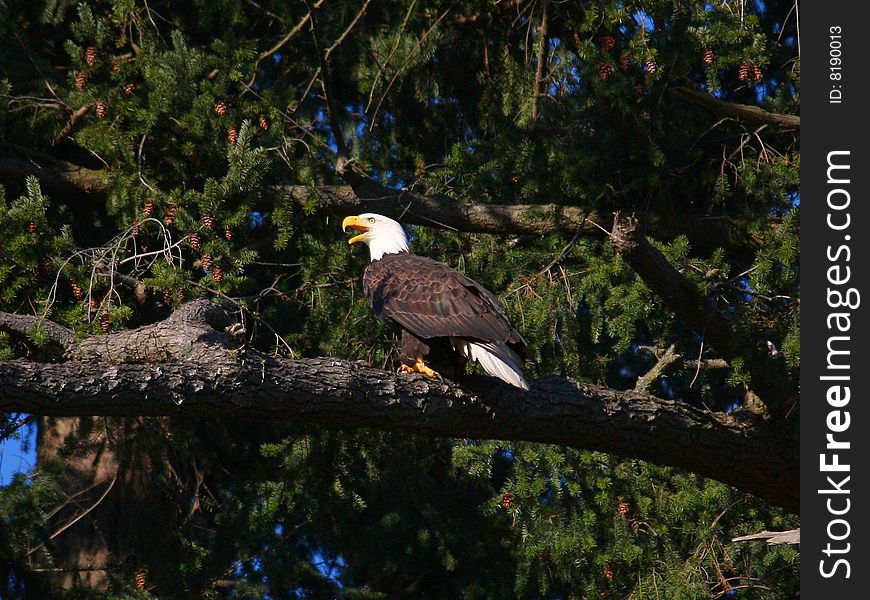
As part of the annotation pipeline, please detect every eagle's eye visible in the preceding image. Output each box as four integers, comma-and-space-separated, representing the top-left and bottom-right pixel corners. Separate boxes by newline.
368, 217, 376, 223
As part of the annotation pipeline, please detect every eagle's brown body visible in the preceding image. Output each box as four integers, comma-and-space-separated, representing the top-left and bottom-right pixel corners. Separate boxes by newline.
362, 251, 528, 380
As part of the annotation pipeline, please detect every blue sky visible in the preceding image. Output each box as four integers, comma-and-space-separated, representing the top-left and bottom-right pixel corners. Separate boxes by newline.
0, 425, 36, 485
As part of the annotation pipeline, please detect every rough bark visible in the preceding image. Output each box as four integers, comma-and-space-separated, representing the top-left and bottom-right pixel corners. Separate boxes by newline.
671, 86, 800, 133
1, 300, 798, 512
0, 153, 760, 259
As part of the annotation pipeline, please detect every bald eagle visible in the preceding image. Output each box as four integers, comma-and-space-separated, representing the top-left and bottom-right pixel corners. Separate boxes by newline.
342, 213, 530, 390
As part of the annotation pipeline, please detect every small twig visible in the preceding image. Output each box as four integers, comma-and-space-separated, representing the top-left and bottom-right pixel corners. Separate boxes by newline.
368, 2, 455, 130
52, 103, 93, 146
305, 0, 348, 155
96, 261, 147, 304
244, 1, 326, 91
324, 0, 373, 60
635, 344, 681, 392
531, 0, 550, 121
26, 476, 118, 558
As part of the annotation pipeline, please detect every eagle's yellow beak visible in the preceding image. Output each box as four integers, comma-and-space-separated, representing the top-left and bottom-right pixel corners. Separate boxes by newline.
342, 215, 371, 244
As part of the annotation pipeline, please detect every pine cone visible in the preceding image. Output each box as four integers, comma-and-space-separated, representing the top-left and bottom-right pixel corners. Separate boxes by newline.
571, 29, 582, 47
617, 501, 630, 518
99, 312, 110, 333
599, 35, 616, 51
75, 71, 88, 91
598, 63, 612, 81
200, 254, 213, 271
95, 101, 108, 118
164, 203, 178, 226
644, 58, 657, 74
123, 82, 136, 96
201, 213, 215, 230
618, 53, 632, 71
500, 491, 515, 509
143, 198, 156, 216
703, 48, 715, 65
71, 282, 84, 300
224, 229, 233, 241
228, 125, 238, 145
212, 266, 224, 282
85, 46, 98, 66
753, 63, 763, 82
634, 82, 646, 99
738, 61, 752, 82
112, 59, 122, 74
135, 569, 147, 590
27, 222, 38, 233
258, 115, 270, 131
213, 99, 228, 116
131, 219, 140, 237
604, 564, 615, 582
163, 289, 172, 305
188, 232, 201, 250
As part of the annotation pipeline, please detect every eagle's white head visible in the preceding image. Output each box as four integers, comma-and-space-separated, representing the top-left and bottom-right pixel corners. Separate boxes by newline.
342, 213, 410, 261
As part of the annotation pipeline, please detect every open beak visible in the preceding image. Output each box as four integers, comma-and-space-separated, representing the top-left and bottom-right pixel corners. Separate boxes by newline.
342, 215, 371, 244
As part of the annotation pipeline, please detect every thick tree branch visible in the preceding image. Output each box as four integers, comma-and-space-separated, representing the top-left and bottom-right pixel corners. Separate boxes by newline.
611, 215, 734, 356
671, 87, 800, 133
0, 150, 760, 259
0, 312, 76, 356
610, 214, 792, 416
0, 301, 798, 512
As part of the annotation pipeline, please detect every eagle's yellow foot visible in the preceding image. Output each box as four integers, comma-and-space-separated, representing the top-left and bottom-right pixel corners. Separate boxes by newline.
400, 357, 439, 379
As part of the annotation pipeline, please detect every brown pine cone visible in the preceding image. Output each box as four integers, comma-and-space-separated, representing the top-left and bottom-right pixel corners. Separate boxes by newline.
213, 99, 228, 116
599, 35, 616, 51
85, 46, 98, 66
143, 198, 156, 216
164, 204, 178, 226
75, 71, 88, 90
500, 491, 515, 509
99, 312, 110, 333
703, 48, 715, 65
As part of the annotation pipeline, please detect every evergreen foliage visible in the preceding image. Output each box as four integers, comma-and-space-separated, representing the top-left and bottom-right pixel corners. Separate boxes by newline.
1, 0, 799, 597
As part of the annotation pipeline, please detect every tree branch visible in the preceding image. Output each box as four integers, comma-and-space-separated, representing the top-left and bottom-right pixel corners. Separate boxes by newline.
0, 150, 761, 259
0, 312, 76, 356
634, 344, 681, 392
610, 214, 792, 416
305, 0, 348, 155
531, 0, 550, 121
671, 86, 800, 133
0, 300, 798, 512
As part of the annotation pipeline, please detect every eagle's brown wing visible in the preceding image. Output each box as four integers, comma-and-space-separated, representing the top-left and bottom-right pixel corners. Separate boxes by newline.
363, 252, 527, 358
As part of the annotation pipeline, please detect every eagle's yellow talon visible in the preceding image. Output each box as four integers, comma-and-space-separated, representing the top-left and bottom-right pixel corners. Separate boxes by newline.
401, 357, 439, 379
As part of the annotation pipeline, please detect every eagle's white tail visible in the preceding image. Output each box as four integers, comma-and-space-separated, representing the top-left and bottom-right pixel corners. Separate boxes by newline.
451, 339, 530, 390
